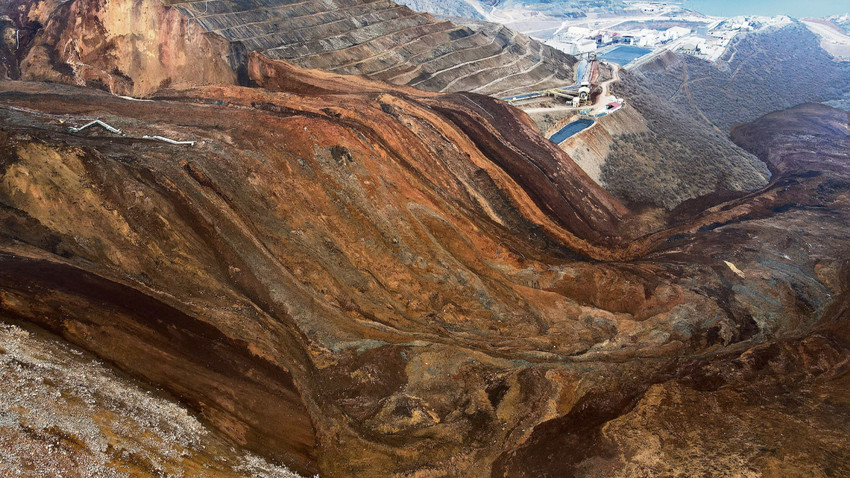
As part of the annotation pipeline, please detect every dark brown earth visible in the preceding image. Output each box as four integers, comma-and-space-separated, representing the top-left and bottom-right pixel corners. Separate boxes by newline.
0, 2, 849, 476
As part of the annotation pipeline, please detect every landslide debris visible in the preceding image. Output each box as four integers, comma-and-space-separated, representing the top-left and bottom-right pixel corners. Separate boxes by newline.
0, 69, 631, 475
491, 103, 850, 476
2, 72, 849, 477
0, 0, 849, 476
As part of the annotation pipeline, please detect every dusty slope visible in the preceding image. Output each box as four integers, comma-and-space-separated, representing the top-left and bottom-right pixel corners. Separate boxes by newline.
2, 39, 850, 475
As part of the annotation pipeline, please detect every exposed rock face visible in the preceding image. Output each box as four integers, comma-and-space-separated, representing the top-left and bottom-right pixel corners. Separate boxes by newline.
588, 339, 850, 478
0, 16, 15, 79
0, 0, 60, 79
18, 0, 237, 96
12, 0, 576, 97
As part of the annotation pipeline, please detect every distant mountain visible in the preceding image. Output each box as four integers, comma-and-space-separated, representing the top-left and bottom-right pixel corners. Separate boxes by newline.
827, 14, 850, 34
635, 22, 850, 130
395, 0, 627, 24
484, 0, 626, 16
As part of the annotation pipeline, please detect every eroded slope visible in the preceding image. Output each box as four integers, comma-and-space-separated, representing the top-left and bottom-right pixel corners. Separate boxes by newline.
594, 69, 771, 210
1, 55, 849, 477
8, 0, 576, 97
0, 319, 308, 477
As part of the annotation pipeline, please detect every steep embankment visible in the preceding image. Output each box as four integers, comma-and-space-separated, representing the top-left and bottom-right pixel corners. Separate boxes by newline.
557, 103, 649, 186
17, 0, 237, 95
8, 0, 576, 97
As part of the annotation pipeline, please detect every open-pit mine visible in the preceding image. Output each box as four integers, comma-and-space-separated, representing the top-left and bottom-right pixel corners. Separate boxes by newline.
1, 0, 849, 476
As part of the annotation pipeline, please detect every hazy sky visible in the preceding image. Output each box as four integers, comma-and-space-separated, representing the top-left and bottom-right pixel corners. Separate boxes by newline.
684, 0, 848, 19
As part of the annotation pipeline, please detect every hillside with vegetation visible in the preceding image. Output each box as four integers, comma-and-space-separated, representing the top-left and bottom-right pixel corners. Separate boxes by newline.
635, 22, 850, 130
597, 71, 770, 209
593, 21, 850, 210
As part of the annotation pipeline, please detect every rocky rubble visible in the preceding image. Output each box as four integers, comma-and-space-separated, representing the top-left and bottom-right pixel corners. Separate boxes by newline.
0, 319, 308, 477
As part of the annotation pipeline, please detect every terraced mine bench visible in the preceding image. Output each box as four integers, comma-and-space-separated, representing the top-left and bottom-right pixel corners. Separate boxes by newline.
167, 0, 576, 95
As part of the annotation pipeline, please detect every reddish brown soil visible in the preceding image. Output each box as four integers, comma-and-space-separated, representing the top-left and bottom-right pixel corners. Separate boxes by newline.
0, 18, 849, 477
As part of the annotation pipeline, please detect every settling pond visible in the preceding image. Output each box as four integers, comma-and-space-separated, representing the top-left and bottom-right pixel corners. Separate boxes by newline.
550, 118, 594, 144
598, 45, 652, 66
